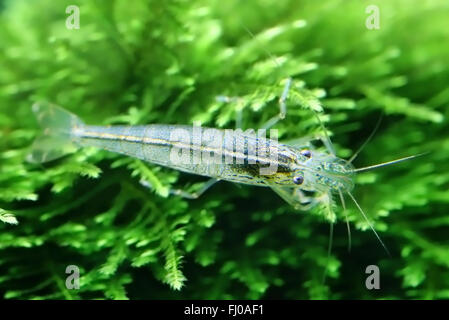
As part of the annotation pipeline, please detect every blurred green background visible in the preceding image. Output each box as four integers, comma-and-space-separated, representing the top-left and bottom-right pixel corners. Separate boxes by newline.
0, 0, 448, 299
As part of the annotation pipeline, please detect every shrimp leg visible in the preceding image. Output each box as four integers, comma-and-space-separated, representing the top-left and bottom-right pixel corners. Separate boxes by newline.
268, 183, 317, 211
216, 77, 292, 130
261, 77, 292, 129
170, 178, 219, 199
140, 177, 219, 199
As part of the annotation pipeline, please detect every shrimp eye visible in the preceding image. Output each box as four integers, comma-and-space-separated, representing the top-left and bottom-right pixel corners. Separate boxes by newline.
300, 149, 312, 158
293, 175, 304, 185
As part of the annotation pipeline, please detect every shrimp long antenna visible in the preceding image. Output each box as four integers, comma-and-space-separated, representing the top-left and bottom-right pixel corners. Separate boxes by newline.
347, 192, 391, 257
354, 153, 428, 173
240, 23, 281, 68
348, 113, 383, 163
322, 220, 334, 285
338, 189, 351, 252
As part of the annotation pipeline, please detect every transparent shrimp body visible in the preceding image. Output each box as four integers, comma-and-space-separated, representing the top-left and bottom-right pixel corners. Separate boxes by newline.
29, 95, 419, 256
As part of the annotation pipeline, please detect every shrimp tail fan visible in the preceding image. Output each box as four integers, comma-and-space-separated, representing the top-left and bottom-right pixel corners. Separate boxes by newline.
27, 102, 84, 163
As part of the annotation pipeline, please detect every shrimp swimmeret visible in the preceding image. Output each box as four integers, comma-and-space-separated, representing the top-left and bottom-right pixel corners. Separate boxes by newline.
28, 101, 422, 253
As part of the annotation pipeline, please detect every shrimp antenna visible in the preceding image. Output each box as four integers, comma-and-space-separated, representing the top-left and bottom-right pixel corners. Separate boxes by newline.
240, 23, 282, 68
322, 220, 334, 284
347, 192, 391, 257
354, 153, 428, 173
338, 189, 351, 252
348, 113, 383, 163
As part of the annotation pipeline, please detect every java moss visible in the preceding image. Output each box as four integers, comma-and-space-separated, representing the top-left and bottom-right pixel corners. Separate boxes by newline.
0, 0, 448, 299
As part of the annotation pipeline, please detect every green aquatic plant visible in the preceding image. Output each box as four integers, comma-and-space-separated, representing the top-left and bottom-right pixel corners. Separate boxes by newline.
0, 0, 448, 299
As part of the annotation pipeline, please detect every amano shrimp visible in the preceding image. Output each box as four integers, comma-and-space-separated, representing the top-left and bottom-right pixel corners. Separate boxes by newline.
28, 101, 422, 254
